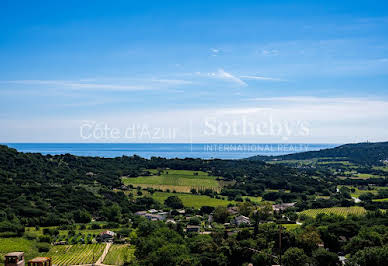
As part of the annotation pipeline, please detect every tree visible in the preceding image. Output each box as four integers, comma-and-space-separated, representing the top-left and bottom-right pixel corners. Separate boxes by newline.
296, 227, 322, 254
345, 228, 383, 255
148, 244, 189, 266
252, 250, 272, 266
188, 217, 201, 225
164, 196, 184, 209
73, 209, 91, 223
238, 201, 253, 217
349, 245, 388, 266
312, 248, 339, 266
283, 247, 309, 266
213, 206, 229, 223
253, 202, 273, 223
102, 203, 122, 222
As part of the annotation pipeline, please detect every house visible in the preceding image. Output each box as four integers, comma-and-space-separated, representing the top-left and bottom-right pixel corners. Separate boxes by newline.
144, 214, 165, 221
53, 241, 67, 246
227, 206, 239, 215
177, 209, 186, 214
27, 257, 51, 266
97, 230, 116, 242
135, 210, 167, 221
272, 203, 296, 211
4, 252, 25, 266
232, 215, 251, 226
186, 225, 200, 233
135, 211, 147, 216
158, 211, 169, 219
166, 219, 176, 224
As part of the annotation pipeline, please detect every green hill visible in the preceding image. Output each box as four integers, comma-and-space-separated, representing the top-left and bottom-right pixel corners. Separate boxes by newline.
249, 141, 388, 165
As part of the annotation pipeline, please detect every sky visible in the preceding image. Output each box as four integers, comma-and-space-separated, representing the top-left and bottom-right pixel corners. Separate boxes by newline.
0, 0, 387, 143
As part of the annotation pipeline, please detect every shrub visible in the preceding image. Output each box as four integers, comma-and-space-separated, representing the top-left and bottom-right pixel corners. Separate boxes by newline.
24, 231, 37, 240
90, 223, 101, 229
38, 235, 51, 243
36, 242, 51, 252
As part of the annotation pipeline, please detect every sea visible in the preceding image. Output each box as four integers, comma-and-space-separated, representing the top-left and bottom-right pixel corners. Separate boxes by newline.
3, 143, 339, 159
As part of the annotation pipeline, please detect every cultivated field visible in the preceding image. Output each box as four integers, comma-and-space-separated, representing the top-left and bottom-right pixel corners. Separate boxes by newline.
45, 244, 105, 265
0, 237, 39, 263
152, 192, 234, 208
103, 244, 135, 265
300, 206, 366, 218
122, 169, 222, 193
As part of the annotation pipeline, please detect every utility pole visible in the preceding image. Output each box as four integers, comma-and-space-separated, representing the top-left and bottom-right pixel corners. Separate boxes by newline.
279, 225, 282, 266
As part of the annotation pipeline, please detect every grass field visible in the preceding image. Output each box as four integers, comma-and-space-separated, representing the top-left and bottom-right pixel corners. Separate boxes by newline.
243, 196, 262, 203
151, 192, 234, 208
103, 244, 135, 265
45, 244, 105, 265
300, 206, 366, 218
354, 173, 382, 179
0, 237, 39, 263
373, 166, 388, 172
338, 185, 380, 198
122, 169, 222, 193
372, 198, 388, 202
25, 226, 120, 241
281, 224, 301, 231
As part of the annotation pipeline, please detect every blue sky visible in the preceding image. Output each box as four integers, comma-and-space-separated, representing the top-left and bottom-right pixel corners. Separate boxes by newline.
0, 0, 388, 143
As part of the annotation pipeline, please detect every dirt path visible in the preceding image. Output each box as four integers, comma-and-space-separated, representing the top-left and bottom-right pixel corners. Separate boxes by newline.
95, 242, 112, 265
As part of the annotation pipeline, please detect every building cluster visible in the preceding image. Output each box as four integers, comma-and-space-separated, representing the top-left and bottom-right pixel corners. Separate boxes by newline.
4, 252, 51, 266
134, 206, 255, 234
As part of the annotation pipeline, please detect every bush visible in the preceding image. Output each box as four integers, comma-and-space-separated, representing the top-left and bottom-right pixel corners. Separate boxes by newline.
38, 235, 51, 243
283, 247, 309, 266
36, 242, 51, 252
312, 248, 339, 266
90, 223, 101, 229
164, 196, 184, 209
24, 231, 38, 240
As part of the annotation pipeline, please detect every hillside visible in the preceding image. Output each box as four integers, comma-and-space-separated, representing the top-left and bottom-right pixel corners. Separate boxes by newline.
0, 144, 320, 228
248, 141, 388, 165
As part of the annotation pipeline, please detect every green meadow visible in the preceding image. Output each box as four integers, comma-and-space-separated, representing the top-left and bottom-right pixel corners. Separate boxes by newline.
0, 237, 40, 263
122, 169, 222, 193
372, 198, 388, 202
151, 192, 235, 209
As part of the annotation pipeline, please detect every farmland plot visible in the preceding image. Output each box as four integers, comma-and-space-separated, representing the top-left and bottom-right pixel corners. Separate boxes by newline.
122, 169, 222, 192
45, 243, 105, 265
103, 244, 134, 265
300, 206, 366, 218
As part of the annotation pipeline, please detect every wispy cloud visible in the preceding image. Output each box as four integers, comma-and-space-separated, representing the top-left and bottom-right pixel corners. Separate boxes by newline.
240, 75, 285, 81
261, 49, 279, 56
2, 80, 147, 91
189, 69, 247, 86
0, 78, 192, 91
216, 69, 247, 86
